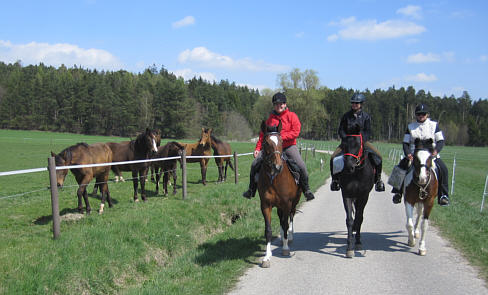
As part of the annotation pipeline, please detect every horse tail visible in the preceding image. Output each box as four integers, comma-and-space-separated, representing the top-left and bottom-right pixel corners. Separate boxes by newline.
228, 159, 235, 171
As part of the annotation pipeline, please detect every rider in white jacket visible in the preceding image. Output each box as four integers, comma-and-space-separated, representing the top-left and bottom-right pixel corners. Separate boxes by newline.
392, 104, 450, 206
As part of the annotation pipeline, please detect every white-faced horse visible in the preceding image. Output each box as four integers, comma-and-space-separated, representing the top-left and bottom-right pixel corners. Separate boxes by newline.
403, 138, 438, 256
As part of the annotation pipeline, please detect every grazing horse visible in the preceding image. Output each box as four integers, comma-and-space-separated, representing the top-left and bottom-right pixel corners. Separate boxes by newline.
101, 128, 158, 202
52, 143, 113, 214
153, 141, 184, 195
404, 138, 438, 256
257, 121, 301, 268
179, 128, 213, 185
210, 135, 234, 182
339, 125, 375, 258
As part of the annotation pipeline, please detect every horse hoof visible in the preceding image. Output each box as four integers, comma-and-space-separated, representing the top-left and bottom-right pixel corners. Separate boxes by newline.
415, 232, 420, 239
408, 239, 416, 247
419, 249, 427, 256
261, 260, 271, 268
346, 250, 354, 258
282, 249, 290, 256
98, 210, 103, 214
134, 199, 139, 203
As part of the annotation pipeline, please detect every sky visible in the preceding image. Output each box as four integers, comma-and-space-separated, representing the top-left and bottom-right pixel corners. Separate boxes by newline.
1, 0, 487, 100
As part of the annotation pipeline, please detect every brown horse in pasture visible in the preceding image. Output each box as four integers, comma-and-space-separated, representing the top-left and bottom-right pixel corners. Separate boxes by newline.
257, 121, 301, 268
153, 141, 185, 195
179, 128, 213, 185
210, 135, 234, 182
52, 142, 113, 214
404, 138, 438, 256
94, 128, 158, 202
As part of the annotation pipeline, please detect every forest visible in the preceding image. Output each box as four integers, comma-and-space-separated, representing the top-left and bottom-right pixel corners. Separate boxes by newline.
0, 62, 486, 146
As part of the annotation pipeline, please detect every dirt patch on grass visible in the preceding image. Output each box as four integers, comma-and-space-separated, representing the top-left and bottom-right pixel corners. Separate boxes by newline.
60, 213, 85, 222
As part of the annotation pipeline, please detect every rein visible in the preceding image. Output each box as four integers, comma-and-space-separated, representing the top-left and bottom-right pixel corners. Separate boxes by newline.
343, 134, 364, 166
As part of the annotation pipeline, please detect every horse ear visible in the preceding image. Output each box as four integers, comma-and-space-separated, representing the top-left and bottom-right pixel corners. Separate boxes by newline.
414, 138, 420, 146
208, 128, 212, 134
202, 127, 205, 132
260, 120, 266, 133
51, 151, 56, 157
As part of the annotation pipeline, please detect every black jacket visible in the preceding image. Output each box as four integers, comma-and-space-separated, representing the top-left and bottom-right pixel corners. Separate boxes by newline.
338, 109, 372, 142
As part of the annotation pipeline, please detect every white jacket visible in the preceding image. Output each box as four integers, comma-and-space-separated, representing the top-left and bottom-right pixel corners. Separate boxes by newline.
403, 118, 444, 155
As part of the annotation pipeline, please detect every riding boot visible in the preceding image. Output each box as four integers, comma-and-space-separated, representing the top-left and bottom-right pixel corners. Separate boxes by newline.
374, 163, 385, 192
299, 173, 315, 201
436, 158, 450, 207
242, 158, 260, 199
391, 187, 402, 204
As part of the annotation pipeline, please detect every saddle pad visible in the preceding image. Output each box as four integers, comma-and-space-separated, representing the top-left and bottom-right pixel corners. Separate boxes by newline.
388, 165, 406, 190
333, 155, 344, 175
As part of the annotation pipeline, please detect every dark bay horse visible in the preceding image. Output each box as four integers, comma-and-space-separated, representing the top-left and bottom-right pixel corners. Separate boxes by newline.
257, 121, 301, 268
404, 138, 438, 256
52, 142, 113, 214
339, 127, 375, 258
153, 141, 184, 195
210, 135, 234, 182
179, 128, 213, 185
103, 128, 158, 202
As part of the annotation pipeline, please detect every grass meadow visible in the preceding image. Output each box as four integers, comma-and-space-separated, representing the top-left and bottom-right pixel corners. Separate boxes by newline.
1, 129, 487, 294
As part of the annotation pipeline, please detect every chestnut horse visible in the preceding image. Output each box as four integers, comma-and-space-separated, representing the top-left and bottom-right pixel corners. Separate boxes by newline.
339, 125, 375, 258
179, 128, 213, 185
210, 135, 234, 182
257, 121, 301, 268
153, 141, 185, 195
404, 138, 438, 256
52, 142, 113, 214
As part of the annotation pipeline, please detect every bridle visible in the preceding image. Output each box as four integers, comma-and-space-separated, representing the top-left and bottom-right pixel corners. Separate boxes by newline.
343, 134, 365, 167
412, 150, 434, 200
263, 132, 282, 165
262, 132, 283, 181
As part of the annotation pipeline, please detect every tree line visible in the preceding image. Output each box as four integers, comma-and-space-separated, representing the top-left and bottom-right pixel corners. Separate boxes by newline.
0, 62, 486, 146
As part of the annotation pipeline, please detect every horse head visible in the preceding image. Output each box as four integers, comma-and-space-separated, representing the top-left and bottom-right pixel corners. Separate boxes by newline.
413, 138, 435, 185
261, 120, 283, 177
342, 126, 364, 174
199, 128, 212, 148
51, 149, 71, 188
136, 128, 158, 156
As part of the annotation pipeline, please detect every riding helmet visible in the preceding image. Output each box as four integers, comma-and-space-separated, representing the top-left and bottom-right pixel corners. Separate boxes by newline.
415, 104, 429, 114
350, 93, 366, 103
272, 92, 287, 104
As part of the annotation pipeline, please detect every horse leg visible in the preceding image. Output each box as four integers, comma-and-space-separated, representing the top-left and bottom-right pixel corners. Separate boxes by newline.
353, 198, 367, 250
172, 169, 177, 195
414, 203, 423, 239
261, 205, 273, 268
418, 203, 433, 256
155, 167, 161, 195
132, 170, 139, 202
76, 186, 84, 213
150, 164, 156, 182
288, 212, 295, 244
140, 168, 148, 201
82, 185, 91, 214
405, 202, 416, 247
278, 209, 291, 256
163, 171, 169, 196
342, 197, 355, 258
200, 160, 207, 185
224, 160, 229, 181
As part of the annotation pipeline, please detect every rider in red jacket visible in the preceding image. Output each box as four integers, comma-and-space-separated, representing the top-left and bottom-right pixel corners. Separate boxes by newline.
242, 92, 315, 201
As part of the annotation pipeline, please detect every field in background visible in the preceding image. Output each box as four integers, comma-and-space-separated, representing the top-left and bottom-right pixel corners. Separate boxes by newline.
1, 130, 487, 293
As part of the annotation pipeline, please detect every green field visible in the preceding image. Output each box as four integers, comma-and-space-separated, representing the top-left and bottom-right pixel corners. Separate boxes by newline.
1, 130, 487, 294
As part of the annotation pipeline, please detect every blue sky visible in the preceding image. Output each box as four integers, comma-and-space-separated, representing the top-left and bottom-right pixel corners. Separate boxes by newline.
1, 0, 487, 100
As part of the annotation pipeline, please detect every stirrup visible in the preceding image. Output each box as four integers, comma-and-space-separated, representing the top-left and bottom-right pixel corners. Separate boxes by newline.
330, 180, 340, 191
304, 190, 315, 201
375, 180, 385, 192
438, 195, 450, 207
392, 193, 402, 204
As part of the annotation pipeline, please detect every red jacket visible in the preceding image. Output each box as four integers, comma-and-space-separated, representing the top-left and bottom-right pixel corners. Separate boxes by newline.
255, 108, 301, 151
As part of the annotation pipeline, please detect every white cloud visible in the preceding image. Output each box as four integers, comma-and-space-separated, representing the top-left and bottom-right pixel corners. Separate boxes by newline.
406, 73, 437, 82
0, 40, 123, 70
327, 34, 339, 42
172, 16, 195, 28
397, 5, 422, 19
172, 68, 216, 82
328, 17, 425, 41
481, 55, 488, 62
407, 52, 455, 63
178, 46, 289, 72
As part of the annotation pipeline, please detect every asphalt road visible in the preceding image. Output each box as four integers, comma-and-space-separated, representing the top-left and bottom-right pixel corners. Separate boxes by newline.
229, 174, 488, 295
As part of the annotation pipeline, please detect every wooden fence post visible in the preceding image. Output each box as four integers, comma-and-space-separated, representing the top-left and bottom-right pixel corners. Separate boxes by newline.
48, 157, 60, 239
234, 152, 238, 184
181, 149, 187, 200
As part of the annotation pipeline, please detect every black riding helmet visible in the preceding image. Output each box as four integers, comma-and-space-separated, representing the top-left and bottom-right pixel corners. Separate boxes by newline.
350, 93, 366, 103
272, 92, 287, 104
415, 104, 429, 114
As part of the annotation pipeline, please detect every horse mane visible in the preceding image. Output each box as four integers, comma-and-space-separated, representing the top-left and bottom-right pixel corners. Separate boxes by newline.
210, 135, 223, 144
56, 142, 88, 164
